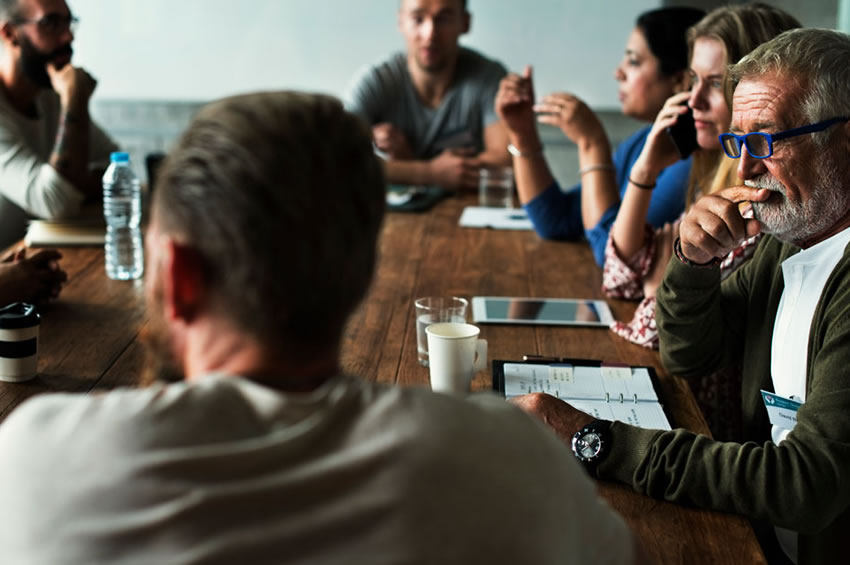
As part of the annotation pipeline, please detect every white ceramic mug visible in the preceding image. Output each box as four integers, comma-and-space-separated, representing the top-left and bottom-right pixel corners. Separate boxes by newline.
425, 322, 487, 394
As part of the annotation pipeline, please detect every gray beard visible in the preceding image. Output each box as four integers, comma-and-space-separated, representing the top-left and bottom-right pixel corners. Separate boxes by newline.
747, 157, 849, 246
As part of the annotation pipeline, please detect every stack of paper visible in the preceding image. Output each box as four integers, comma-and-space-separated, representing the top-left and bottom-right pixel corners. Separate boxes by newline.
458, 207, 533, 230
25, 219, 105, 247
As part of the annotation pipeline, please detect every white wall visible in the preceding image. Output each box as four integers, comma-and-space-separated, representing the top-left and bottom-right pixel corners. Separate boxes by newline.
840, 0, 850, 31
72, 0, 656, 108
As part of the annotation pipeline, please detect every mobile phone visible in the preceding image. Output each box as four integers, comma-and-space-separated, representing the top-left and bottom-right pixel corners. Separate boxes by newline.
471, 297, 614, 327
665, 105, 698, 159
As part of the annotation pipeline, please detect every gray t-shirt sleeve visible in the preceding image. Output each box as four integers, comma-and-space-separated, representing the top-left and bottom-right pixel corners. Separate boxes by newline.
343, 63, 378, 123
343, 56, 407, 125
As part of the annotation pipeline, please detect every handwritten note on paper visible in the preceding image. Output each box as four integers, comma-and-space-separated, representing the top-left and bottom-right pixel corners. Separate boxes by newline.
500, 362, 671, 430
567, 399, 672, 431
502, 363, 574, 399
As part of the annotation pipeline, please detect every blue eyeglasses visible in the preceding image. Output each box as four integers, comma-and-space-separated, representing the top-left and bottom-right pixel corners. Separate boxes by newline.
719, 116, 849, 159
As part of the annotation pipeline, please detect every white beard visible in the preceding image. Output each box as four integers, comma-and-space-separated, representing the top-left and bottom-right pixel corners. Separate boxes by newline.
747, 156, 850, 246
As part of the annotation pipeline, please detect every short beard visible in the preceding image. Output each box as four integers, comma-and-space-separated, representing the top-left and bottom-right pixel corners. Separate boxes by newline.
140, 279, 185, 387
18, 35, 73, 89
747, 155, 849, 246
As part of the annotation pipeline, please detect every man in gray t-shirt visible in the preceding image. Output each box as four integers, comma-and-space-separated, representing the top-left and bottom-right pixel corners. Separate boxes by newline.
345, 0, 510, 190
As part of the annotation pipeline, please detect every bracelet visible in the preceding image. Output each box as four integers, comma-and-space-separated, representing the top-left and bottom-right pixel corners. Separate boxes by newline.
674, 237, 720, 267
507, 143, 544, 158
579, 163, 615, 176
628, 176, 656, 190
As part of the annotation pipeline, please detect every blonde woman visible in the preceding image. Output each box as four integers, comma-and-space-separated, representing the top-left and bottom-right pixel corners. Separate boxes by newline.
603, 3, 802, 349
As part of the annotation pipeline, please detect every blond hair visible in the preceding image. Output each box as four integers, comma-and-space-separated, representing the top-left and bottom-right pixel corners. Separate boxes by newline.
684, 3, 801, 206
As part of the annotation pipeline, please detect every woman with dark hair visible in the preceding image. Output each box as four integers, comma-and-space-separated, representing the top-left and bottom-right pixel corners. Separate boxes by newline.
495, 7, 704, 266
602, 4, 801, 447
603, 3, 802, 350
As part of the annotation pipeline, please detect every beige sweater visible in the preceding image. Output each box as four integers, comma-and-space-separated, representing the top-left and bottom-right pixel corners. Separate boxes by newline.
0, 88, 117, 247
0, 375, 633, 564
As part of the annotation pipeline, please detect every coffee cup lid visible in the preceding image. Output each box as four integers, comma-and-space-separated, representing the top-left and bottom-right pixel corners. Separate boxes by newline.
0, 302, 39, 329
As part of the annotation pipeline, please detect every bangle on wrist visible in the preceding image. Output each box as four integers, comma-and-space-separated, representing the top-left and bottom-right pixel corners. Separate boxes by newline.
579, 163, 615, 176
508, 143, 544, 158
674, 237, 720, 267
628, 176, 656, 190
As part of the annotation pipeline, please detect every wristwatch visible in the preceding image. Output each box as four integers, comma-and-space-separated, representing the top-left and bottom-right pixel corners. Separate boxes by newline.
571, 419, 612, 474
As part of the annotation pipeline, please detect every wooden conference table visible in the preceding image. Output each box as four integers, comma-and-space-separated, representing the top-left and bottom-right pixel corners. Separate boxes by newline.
1, 193, 765, 564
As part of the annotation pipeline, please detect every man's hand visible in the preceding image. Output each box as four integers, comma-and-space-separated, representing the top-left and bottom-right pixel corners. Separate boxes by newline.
495, 65, 537, 140
510, 392, 594, 444
427, 148, 481, 190
46, 64, 97, 108
679, 186, 770, 264
372, 123, 413, 160
0, 249, 67, 305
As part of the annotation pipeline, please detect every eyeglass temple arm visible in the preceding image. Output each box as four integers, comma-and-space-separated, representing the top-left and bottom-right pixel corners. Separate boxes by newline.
770, 117, 850, 142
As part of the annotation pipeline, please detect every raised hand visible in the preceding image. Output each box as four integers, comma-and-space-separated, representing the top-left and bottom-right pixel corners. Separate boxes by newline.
495, 65, 537, 140
533, 93, 606, 149
678, 186, 769, 264
47, 64, 97, 108
629, 92, 691, 185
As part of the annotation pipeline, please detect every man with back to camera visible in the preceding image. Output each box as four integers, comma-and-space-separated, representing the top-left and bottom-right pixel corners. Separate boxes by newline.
0, 91, 647, 564
0, 0, 117, 248
510, 29, 850, 565
345, 0, 510, 190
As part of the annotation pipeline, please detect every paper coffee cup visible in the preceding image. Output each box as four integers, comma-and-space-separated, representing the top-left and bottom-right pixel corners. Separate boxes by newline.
0, 303, 40, 383
426, 322, 487, 394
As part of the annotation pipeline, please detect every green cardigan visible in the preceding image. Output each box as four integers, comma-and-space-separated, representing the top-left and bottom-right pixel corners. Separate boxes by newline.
597, 235, 850, 565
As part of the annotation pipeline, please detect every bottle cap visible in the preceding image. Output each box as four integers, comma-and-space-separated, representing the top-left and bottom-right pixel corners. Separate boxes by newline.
110, 152, 130, 163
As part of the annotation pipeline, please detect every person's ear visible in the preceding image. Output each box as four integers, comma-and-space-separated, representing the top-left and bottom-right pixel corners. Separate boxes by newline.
0, 21, 19, 47
461, 11, 470, 35
162, 239, 207, 324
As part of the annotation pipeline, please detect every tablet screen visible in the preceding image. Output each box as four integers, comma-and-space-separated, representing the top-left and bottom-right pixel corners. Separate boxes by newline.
484, 298, 602, 323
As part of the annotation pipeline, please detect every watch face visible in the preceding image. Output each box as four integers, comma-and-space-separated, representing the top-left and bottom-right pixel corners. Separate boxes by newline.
577, 432, 602, 459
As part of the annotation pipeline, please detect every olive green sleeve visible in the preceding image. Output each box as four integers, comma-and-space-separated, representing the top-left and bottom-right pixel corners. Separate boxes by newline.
655, 239, 765, 377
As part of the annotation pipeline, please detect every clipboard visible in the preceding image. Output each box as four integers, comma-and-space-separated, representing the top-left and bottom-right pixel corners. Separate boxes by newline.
493, 358, 673, 430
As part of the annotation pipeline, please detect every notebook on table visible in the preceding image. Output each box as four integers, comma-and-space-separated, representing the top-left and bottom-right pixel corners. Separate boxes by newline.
458, 206, 533, 230
25, 219, 105, 247
493, 358, 672, 430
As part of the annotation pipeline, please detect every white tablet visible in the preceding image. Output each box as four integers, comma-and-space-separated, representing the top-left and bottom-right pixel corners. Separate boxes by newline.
471, 297, 614, 327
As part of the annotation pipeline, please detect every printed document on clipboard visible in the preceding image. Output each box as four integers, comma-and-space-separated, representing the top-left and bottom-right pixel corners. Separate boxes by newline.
493, 359, 672, 431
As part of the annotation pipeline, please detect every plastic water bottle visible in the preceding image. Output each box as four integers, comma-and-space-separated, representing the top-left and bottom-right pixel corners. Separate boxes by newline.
103, 152, 144, 280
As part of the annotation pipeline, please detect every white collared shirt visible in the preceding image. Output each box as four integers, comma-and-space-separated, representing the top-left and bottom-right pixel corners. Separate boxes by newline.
770, 225, 850, 564
771, 225, 850, 442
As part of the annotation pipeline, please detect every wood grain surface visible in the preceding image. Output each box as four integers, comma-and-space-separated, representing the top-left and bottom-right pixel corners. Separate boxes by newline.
3, 193, 766, 564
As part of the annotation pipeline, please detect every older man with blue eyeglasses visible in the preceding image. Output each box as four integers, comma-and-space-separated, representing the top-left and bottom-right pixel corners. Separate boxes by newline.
511, 28, 850, 565
658, 28, 850, 564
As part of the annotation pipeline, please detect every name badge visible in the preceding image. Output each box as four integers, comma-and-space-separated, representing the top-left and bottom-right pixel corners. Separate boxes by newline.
761, 390, 803, 431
